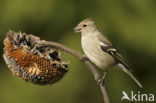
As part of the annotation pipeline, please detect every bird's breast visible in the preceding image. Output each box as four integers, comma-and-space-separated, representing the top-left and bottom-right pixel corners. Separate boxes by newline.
81, 35, 115, 69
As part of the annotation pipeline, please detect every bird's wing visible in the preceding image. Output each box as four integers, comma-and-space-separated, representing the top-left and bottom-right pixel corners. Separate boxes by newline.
100, 44, 129, 68
97, 33, 130, 70
97, 33, 142, 88
97, 33, 113, 47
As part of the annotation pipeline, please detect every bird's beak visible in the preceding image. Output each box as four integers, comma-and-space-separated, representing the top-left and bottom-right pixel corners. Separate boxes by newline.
74, 26, 82, 33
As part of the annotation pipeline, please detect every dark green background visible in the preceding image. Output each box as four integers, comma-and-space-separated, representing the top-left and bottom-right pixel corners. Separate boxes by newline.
0, 0, 155, 103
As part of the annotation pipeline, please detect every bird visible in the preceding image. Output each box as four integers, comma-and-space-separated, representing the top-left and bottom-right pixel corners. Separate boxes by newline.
74, 18, 142, 88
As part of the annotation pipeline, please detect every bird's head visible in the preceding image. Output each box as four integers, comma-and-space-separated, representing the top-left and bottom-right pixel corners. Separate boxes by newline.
74, 18, 97, 35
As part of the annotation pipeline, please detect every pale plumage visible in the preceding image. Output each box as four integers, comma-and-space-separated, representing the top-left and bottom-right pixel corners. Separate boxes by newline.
81, 31, 115, 69
74, 18, 142, 88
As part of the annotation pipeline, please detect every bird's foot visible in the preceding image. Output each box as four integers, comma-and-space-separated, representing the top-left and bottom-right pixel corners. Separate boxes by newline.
97, 71, 107, 85
81, 56, 89, 62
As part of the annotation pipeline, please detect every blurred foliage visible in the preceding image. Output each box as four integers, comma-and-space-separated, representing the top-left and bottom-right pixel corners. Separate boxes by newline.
0, 0, 156, 103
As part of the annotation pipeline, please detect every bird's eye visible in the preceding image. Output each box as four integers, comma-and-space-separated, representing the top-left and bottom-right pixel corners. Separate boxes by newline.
83, 24, 87, 27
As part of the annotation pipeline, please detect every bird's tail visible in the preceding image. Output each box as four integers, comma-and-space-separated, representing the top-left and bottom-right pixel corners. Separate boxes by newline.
118, 63, 142, 88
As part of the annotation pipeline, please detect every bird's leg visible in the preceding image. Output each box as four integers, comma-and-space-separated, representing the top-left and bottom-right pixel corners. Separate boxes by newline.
81, 55, 89, 62
102, 71, 107, 80
98, 70, 108, 85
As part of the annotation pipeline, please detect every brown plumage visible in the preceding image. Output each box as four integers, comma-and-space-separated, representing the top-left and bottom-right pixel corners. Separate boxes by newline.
3, 31, 68, 85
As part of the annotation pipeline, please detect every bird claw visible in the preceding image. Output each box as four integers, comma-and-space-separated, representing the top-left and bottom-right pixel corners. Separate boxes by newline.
97, 71, 107, 85
97, 77, 104, 86
81, 56, 89, 62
